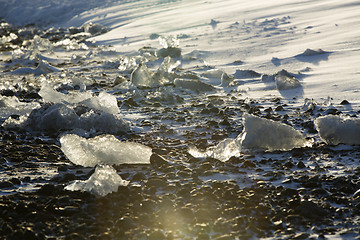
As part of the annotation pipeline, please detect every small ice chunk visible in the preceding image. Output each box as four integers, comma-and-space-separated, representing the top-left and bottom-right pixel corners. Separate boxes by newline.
39, 82, 119, 114
32, 35, 52, 52
60, 134, 152, 167
174, 78, 215, 92
11, 60, 60, 76
65, 165, 129, 196
80, 92, 119, 115
275, 70, 301, 90
192, 113, 309, 161
26, 103, 79, 131
130, 63, 154, 88
39, 81, 92, 104
82, 22, 108, 35
315, 115, 360, 145
240, 113, 309, 151
79, 110, 130, 134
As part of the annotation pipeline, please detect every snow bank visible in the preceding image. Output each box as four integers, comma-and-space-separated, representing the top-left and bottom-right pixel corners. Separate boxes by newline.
60, 134, 152, 167
65, 165, 129, 197
315, 115, 360, 145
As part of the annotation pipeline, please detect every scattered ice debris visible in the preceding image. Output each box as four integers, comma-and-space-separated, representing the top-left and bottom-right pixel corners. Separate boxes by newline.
303, 98, 316, 112
240, 113, 309, 151
234, 69, 261, 79
315, 115, 360, 145
158, 35, 179, 49
31, 35, 52, 52
157, 36, 181, 58
11, 60, 60, 76
65, 165, 129, 197
60, 134, 152, 167
174, 78, 215, 92
275, 70, 301, 90
54, 38, 89, 50
82, 22, 108, 35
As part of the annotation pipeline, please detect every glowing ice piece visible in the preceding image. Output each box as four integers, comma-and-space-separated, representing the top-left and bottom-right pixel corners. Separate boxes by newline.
60, 134, 152, 167
240, 113, 309, 151
315, 115, 360, 145
65, 165, 129, 196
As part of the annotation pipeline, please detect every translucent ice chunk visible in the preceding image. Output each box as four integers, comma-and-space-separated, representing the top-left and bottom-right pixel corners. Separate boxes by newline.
26, 103, 79, 131
39, 82, 119, 114
130, 63, 153, 88
198, 113, 309, 161
60, 134, 152, 167
65, 165, 129, 196
79, 110, 130, 134
80, 92, 119, 115
11, 60, 60, 76
39, 81, 92, 104
315, 115, 360, 145
240, 113, 309, 151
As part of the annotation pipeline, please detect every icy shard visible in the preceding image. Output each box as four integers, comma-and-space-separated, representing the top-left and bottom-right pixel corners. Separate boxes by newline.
65, 165, 129, 196
60, 134, 152, 167
240, 113, 309, 151
315, 115, 360, 145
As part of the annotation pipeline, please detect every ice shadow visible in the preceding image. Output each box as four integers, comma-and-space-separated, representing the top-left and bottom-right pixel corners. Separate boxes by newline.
294, 49, 332, 65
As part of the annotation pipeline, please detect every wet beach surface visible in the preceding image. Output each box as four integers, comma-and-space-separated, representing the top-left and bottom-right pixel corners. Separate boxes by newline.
1, 20, 360, 240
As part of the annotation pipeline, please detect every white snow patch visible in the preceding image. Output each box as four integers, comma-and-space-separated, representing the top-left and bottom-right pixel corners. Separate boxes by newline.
65, 165, 129, 196
60, 134, 152, 167
315, 115, 360, 145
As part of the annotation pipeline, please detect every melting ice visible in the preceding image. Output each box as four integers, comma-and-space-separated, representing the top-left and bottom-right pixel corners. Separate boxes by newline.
65, 165, 129, 197
192, 113, 309, 161
60, 134, 152, 167
315, 115, 360, 145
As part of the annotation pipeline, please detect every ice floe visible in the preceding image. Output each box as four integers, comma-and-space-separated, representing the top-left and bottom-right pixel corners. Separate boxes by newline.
65, 165, 129, 197
315, 115, 360, 145
60, 134, 152, 167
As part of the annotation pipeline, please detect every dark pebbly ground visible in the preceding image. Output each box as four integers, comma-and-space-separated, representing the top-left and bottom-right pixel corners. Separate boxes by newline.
1, 20, 360, 240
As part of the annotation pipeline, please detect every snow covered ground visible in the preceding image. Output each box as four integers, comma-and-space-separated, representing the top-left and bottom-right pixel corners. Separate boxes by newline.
2, 0, 360, 107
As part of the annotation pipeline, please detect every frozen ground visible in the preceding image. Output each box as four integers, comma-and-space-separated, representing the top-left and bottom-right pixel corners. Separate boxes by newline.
1, 0, 360, 239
